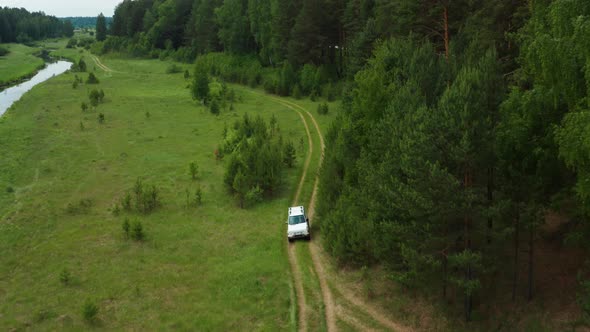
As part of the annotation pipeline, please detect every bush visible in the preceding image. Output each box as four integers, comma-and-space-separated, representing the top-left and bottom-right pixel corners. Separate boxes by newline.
132, 221, 144, 241
317, 102, 329, 115
245, 185, 264, 207
86, 72, 99, 84
209, 98, 220, 115
166, 63, 182, 74
98, 113, 105, 124
77, 58, 87, 72
6, 186, 14, 193
283, 140, 297, 167
66, 38, 77, 49
65, 198, 93, 215
0, 46, 9, 57
122, 218, 130, 238
81, 102, 88, 112
82, 300, 98, 323
59, 268, 71, 285
189, 162, 199, 180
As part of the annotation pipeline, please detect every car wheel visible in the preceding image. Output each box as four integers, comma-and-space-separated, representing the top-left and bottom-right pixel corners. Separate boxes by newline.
288, 238, 293, 243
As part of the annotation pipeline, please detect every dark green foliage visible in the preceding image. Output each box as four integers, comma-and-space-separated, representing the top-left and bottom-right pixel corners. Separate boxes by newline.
166, 64, 182, 74
316, 103, 328, 115
0, 7, 71, 43
283, 140, 296, 168
0, 46, 8, 56
66, 38, 77, 49
81, 102, 88, 112
77, 58, 87, 72
86, 72, 99, 84
6, 186, 14, 193
192, 62, 210, 103
96, 13, 107, 41
222, 114, 285, 207
97, 113, 105, 124
89, 89, 105, 106
184, 69, 190, 79
209, 98, 220, 115
82, 300, 98, 323
122, 218, 130, 238
124, 178, 162, 214
72, 79, 78, 89
132, 221, 144, 241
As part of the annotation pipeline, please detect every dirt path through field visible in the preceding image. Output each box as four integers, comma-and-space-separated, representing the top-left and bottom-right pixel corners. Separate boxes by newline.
90, 54, 115, 73
250, 90, 412, 331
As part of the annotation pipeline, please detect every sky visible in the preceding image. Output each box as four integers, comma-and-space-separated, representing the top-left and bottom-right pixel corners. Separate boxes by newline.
1, 0, 121, 17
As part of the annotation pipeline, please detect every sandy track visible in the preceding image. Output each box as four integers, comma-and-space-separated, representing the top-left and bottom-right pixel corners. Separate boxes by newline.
89, 55, 114, 73
251, 90, 412, 331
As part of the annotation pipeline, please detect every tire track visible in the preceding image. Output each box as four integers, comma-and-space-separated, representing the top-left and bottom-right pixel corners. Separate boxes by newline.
277, 98, 413, 332
250, 89, 412, 332
89, 54, 115, 73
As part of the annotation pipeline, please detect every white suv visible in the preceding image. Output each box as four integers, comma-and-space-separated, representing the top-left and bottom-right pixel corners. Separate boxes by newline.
287, 206, 310, 242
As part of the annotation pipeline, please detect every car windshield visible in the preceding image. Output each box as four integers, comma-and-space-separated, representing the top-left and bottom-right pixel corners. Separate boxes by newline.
288, 215, 306, 225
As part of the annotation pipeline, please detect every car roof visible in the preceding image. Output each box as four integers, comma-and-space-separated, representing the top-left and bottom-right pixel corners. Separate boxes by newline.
288, 206, 305, 217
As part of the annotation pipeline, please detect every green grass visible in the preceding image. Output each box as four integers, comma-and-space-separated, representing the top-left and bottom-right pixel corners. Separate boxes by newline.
0, 54, 320, 330
0, 43, 45, 86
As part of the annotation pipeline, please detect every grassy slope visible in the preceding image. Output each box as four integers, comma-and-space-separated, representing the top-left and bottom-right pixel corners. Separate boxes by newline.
0, 54, 318, 330
0, 43, 45, 86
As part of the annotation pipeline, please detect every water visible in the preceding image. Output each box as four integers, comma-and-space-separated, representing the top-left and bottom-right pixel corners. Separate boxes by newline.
0, 61, 72, 116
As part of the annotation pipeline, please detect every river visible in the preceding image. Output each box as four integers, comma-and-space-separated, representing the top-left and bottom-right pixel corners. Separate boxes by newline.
0, 61, 73, 116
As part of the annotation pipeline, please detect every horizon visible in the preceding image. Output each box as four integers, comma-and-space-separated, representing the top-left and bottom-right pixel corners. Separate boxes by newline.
1, 0, 121, 17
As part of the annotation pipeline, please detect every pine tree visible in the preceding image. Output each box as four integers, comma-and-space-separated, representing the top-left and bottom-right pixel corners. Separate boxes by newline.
96, 13, 107, 41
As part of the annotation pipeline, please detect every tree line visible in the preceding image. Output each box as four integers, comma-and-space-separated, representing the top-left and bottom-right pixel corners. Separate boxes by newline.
317, 0, 590, 323
0, 7, 73, 43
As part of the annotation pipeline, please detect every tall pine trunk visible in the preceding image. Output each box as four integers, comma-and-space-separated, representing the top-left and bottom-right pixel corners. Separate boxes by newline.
443, 6, 450, 60
528, 225, 534, 301
487, 167, 494, 244
512, 210, 520, 301
464, 170, 473, 322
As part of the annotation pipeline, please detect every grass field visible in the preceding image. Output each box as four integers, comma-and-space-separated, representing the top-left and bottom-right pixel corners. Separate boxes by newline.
0, 48, 341, 330
0, 43, 45, 87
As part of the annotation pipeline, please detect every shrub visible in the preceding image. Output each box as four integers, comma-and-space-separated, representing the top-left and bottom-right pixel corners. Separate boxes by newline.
98, 113, 105, 124
283, 140, 297, 167
184, 69, 190, 79
189, 162, 199, 180
78, 58, 87, 72
245, 185, 264, 207
6, 186, 14, 193
59, 268, 71, 285
122, 218, 130, 238
209, 98, 220, 115
132, 221, 144, 241
166, 63, 182, 74
81, 102, 88, 112
66, 38, 77, 49
72, 79, 78, 89
122, 192, 132, 211
66, 198, 93, 215
80, 122, 85, 131
86, 72, 99, 84
0, 46, 9, 57
82, 300, 98, 323
317, 102, 329, 115
194, 186, 202, 206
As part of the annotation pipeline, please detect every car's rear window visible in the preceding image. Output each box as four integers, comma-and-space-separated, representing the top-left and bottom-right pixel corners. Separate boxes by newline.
288, 215, 306, 225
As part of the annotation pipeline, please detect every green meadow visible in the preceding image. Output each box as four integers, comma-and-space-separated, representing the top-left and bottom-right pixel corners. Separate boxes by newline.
0, 49, 336, 330
0, 43, 45, 86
